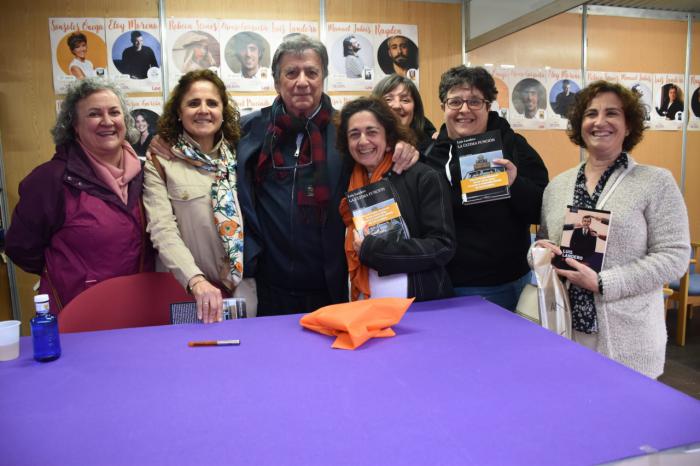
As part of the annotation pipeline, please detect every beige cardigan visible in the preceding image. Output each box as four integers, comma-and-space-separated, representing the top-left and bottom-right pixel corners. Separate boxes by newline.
142, 142, 257, 315
536, 156, 689, 378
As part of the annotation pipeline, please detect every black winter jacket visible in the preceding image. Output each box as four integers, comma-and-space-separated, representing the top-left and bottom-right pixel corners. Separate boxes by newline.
358, 162, 456, 301
237, 105, 349, 305
424, 112, 548, 287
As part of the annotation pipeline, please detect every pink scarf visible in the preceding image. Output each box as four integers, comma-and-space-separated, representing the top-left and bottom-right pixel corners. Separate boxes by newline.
80, 141, 141, 204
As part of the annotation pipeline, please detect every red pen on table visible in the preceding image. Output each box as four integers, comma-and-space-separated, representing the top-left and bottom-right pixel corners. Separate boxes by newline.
188, 339, 240, 347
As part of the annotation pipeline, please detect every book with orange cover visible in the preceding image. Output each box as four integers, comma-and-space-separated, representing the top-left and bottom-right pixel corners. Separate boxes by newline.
346, 179, 409, 242
455, 130, 510, 205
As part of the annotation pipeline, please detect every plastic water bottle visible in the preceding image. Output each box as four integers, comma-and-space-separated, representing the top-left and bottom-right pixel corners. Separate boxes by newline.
31, 294, 61, 362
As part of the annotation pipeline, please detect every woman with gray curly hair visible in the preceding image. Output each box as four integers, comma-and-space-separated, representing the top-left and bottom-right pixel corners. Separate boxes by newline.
5, 78, 154, 312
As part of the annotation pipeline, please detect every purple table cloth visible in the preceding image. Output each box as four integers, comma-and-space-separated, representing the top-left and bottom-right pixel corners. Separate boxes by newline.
2, 296, 700, 465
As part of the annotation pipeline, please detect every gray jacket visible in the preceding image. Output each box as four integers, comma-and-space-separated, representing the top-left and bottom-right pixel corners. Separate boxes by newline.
536, 156, 690, 378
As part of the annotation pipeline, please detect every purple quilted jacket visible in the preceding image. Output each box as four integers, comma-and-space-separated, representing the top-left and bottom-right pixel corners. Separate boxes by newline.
5, 142, 154, 312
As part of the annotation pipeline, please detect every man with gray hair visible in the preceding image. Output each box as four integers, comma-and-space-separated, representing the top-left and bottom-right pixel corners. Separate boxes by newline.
236, 34, 418, 315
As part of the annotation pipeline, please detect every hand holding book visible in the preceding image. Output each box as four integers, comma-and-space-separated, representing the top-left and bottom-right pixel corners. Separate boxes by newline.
553, 205, 611, 273
533, 239, 600, 293
492, 158, 517, 186
346, 179, 410, 243
352, 229, 363, 254
553, 259, 600, 293
455, 131, 511, 205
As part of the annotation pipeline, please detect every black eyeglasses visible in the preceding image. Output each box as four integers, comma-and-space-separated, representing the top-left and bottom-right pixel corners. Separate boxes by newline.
444, 97, 490, 111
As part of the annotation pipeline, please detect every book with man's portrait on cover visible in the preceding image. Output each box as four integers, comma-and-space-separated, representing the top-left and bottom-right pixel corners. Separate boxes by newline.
553, 205, 612, 273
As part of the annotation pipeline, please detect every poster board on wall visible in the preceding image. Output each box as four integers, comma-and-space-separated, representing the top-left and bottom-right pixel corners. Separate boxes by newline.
50, 18, 108, 94
107, 18, 162, 93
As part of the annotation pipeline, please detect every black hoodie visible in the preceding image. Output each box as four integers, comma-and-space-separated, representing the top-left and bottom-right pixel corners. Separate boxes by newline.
424, 111, 549, 286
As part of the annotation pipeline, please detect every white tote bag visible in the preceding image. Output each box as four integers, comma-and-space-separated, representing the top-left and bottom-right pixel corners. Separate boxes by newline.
530, 247, 573, 339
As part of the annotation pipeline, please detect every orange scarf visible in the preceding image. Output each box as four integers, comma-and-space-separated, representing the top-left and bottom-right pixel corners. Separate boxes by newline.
339, 152, 394, 301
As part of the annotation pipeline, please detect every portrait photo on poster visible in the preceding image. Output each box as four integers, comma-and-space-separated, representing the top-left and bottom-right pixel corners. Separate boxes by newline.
224, 31, 271, 79
512, 78, 547, 119
491, 75, 510, 119
690, 86, 700, 118
112, 30, 161, 80
549, 79, 580, 118
57, 30, 108, 80
129, 109, 159, 160
655, 82, 684, 121
629, 82, 653, 121
172, 30, 220, 73
376, 35, 418, 77
331, 34, 374, 79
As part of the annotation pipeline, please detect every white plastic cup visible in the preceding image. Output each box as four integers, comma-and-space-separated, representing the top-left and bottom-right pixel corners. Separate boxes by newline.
0, 320, 21, 361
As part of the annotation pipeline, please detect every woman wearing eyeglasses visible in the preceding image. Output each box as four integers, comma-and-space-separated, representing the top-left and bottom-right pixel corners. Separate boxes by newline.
143, 70, 256, 323
424, 66, 549, 311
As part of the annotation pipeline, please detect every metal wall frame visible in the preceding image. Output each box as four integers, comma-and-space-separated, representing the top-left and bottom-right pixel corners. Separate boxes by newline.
465, 3, 697, 189
465, 0, 587, 52
578, 5, 694, 191
0, 132, 21, 321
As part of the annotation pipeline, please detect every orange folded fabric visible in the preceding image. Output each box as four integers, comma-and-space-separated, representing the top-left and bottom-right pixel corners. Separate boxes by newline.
300, 298, 414, 350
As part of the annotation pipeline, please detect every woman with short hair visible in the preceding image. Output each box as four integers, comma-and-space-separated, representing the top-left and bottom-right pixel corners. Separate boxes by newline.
425, 65, 548, 311
67, 32, 95, 79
